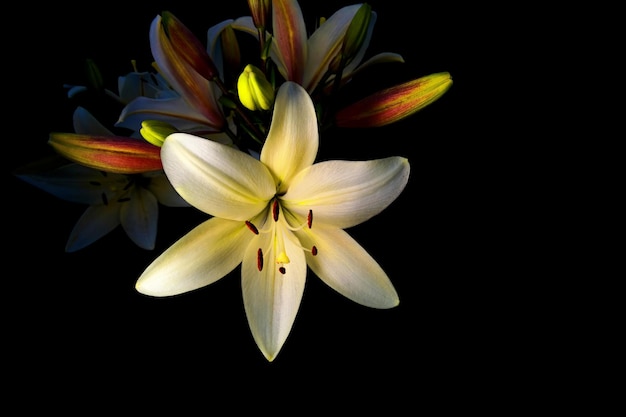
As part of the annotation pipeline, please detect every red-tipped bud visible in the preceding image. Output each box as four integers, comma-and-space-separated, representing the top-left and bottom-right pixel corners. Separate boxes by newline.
49, 133, 163, 174
335, 72, 453, 128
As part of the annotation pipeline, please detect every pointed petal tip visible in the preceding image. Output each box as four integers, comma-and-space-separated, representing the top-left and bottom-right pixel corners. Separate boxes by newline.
135, 273, 169, 297
135, 279, 163, 297
374, 295, 399, 309
263, 350, 277, 362
389, 295, 400, 308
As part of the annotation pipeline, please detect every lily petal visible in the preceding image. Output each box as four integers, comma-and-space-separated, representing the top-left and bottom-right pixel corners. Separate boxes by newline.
145, 172, 190, 207
150, 15, 225, 129
303, 4, 361, 92
260, 82, 318, 194
282, 157, 410, 229
161, 11, 219, 80
49, 133, 163, 174
298, 226, 399, 308
161, 133, 276, 220
347, 52, 405, 79
73, 106, 113, 136
117, 71, 176, 103
136, 217, 249, 296
120, 186, 158, 250
229, 16, 257, 37
207, 19, 237, 79
65, 204, 121, 252
335, 72, 453, 128
242, 224, 306, 361
272, 0, 307, 84
337, 10, 377, 82
117, 96, 223, 134
16, 163, 127, 205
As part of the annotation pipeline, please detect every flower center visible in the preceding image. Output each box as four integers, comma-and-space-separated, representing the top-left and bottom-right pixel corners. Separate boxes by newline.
89, 172, 143, 205
245, 199, 317, 275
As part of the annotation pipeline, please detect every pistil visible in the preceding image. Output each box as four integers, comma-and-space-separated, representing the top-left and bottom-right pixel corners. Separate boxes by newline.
247, 203, 318, 276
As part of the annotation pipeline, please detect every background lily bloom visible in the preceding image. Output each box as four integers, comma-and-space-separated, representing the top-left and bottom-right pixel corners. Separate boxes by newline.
116, 13, 232, 139
232, 0, 404, 94
17, 107, 189, 252
136, 82, 410, 361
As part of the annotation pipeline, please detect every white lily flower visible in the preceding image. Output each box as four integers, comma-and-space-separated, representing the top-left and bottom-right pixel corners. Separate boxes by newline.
136, 82, 410, 361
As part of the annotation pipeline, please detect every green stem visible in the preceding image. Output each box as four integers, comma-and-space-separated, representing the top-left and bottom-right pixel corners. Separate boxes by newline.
212, 76, 267, 144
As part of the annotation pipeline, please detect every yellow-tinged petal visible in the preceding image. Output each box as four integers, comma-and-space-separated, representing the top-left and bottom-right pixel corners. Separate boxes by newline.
303, 4, 364, 92
242, 223, 306, 361
48, 133, 162, 174
335, 72, 453, 128
136, 217, 250, 296
297, 226, 399, 308
282, 157, 410, 229
161, 133, 276, 220
260, 82, 318, 194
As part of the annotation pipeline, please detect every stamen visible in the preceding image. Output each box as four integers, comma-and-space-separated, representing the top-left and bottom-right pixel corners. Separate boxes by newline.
257, 248, 264, 271
272, 200, 279, 222
245, 221, 259, 235
284, 211, 314, 232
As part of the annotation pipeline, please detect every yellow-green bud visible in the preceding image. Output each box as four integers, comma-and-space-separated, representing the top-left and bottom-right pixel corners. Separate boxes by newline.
140, 120, 178, 147
237, 64, 275, 111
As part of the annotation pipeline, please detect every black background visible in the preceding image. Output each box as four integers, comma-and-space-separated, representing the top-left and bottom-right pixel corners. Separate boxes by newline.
5, 0, 560, 411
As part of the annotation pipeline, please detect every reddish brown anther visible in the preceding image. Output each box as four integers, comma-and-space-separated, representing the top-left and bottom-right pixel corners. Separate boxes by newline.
257, 248, 264, 271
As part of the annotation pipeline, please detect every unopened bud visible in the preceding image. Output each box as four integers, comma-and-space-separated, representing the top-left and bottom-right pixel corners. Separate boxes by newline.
237, 64, 275, 111
140, 120, 178, 147
247, 0, 271, 30
335, 72, 453, 128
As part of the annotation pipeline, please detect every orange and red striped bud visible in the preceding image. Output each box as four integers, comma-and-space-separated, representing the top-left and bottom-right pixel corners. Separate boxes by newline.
48, 133, 163, 174
335, 72, 453, 128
